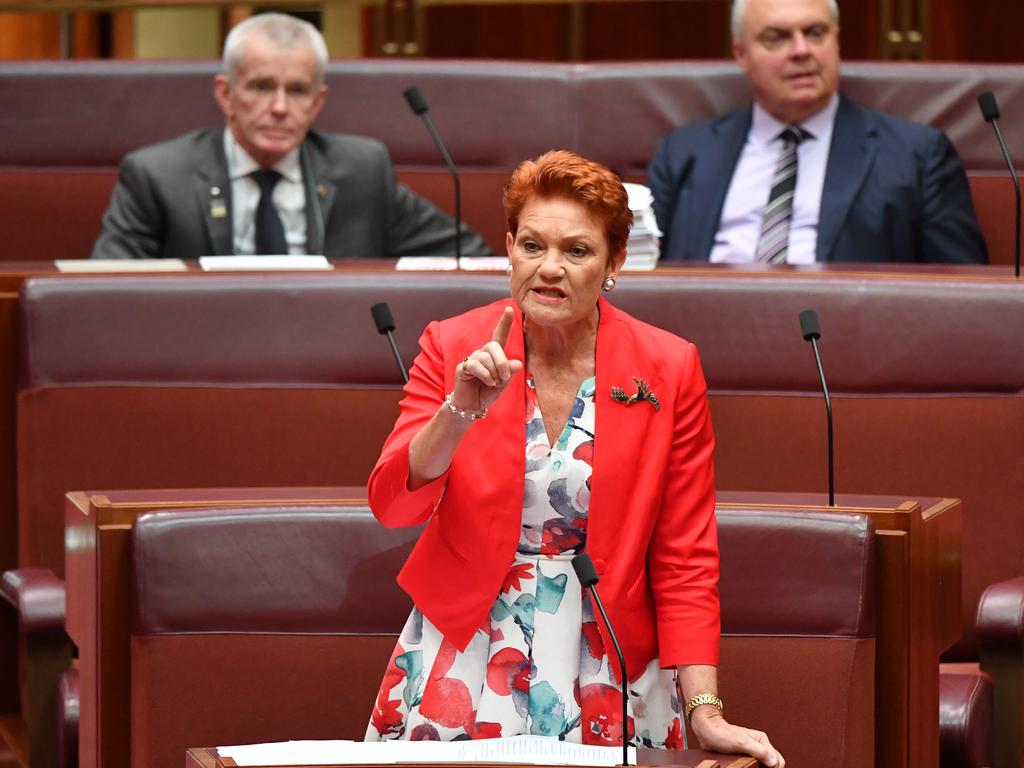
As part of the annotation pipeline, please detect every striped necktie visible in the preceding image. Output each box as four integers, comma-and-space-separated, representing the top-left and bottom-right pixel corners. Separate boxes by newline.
755, 125, 808, 264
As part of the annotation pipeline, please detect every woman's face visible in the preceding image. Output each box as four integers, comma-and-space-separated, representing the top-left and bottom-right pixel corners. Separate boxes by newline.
507, 195, 625, 331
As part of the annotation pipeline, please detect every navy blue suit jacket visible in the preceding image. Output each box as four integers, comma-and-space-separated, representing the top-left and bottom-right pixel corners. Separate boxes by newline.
647, 95, 987, 264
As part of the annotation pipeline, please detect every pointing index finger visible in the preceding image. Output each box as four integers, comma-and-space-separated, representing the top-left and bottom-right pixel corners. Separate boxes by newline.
491, 306, 515, 348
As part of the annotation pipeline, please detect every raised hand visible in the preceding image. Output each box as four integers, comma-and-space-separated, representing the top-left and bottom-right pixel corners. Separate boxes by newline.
450, 306, 524, 414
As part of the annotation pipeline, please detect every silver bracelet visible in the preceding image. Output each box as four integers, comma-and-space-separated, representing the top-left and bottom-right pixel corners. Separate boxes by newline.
443, 391, 487, 421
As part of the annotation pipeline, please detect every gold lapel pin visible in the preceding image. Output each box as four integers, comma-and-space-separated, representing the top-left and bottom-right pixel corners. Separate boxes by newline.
611, 377, 660, 411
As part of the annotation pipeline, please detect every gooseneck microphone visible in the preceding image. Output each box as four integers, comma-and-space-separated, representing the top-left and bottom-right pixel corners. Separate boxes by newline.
370, 302, 409, 384
978, 91, 1021, 279
402, 86, 463, 262
571, 553, 630, 767
799, 310, 834, 507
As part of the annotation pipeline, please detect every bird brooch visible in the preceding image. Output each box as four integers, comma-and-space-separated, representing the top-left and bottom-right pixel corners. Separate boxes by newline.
610, 377, 661, 411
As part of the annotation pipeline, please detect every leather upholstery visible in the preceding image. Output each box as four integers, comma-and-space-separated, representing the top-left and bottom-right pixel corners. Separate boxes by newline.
16, 268, 1022, 765
56, 667, 78, 768
127, 504, 875, 768
0, 568, 72, 768
17, 270, 1024, 656
2, 60, 1024, 261
939, 663, 994, 768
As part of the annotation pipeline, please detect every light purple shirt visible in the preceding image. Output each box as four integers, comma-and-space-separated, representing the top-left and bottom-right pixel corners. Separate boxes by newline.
710, 95, 839, 264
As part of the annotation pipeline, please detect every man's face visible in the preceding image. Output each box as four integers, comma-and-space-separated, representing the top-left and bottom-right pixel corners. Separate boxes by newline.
214, 34, 327, 168
733, 0, 840, 124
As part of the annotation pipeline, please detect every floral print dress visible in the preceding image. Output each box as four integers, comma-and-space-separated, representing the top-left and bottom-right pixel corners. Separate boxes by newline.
366, 375, 686, 748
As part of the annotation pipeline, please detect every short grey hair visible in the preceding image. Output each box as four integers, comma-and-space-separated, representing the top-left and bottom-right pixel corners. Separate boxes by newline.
731, 0, 839, 41
222, 13, 329, 85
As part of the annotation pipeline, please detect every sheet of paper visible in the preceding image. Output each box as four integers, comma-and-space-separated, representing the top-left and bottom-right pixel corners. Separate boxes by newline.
457, 257, 509, 271
55, 259, 188, 272
198, 255, 332, 271
395, 257, 459, 271
218, 735, 637, 766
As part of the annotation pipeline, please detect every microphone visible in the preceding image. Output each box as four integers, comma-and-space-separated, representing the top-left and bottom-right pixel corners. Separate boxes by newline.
978, 91, 1021, 278
370, 302, 409, 384
799, 310, 834, 507
571, 553, 630, 766
402, 86, 463, 262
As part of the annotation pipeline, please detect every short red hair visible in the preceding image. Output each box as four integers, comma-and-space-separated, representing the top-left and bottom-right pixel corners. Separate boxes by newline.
503, 150, 633, 256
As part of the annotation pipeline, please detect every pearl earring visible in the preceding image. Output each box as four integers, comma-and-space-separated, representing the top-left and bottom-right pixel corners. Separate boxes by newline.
506, 262, 513, 275
602, 276, 616, 292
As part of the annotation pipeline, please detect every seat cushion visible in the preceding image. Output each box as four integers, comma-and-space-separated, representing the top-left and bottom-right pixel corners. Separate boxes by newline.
940, 662, 993, 768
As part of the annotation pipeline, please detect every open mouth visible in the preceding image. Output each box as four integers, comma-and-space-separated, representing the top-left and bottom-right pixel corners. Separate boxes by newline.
532, 287, 566, 300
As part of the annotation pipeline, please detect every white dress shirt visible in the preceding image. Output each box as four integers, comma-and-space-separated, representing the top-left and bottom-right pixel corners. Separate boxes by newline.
710, 95, 839, 264
223, 130, 308, 255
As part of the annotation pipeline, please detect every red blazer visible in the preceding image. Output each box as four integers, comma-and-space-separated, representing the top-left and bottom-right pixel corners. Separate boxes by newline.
368, 297, 720, 680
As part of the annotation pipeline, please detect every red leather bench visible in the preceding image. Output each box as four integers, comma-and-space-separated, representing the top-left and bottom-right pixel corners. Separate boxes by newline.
9, 266, 1023, 767
1, 60, 1023, 262
127, 503, 875, 768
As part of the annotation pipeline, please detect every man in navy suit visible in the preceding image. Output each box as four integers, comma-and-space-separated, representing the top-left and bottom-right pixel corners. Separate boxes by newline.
647, 0, 987, 264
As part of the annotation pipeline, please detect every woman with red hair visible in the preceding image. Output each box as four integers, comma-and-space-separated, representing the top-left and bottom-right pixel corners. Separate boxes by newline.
365, 151, 782, 767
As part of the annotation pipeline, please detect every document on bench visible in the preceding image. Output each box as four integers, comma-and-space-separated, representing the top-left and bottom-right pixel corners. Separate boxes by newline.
198, 255, 333, 271
217, 735, 638, 766
56, 259, 188, 272
395, 257, 510, 271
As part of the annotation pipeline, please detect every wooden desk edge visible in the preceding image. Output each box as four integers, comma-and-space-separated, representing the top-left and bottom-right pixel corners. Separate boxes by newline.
184, 749, 758, 768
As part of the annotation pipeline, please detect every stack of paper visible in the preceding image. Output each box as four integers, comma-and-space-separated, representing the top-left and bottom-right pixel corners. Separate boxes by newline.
622, 183, 662, 271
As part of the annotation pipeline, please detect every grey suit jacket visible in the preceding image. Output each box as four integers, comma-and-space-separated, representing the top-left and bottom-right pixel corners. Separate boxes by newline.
91, 127, 491, 260
647, 94, 988, 264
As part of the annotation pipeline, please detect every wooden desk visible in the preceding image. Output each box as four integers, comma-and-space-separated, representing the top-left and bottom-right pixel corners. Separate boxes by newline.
65, 487, 368, 768
718, 493, 961, 768
64, 488, 957, 768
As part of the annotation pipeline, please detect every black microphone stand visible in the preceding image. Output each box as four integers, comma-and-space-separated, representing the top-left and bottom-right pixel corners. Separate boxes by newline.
370, 302, 409, 384
978, 91, 1021, 279
991, 120, 1021, 279
572, 554, 630, 766
403, 86, 462, 263
799, 310, 834, 507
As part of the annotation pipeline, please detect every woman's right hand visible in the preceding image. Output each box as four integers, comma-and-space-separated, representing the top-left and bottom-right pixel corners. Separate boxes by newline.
450, 306, 524, 413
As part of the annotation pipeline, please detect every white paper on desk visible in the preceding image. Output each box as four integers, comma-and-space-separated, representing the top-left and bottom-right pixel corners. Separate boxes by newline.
55, 259, 188, 272
218, 735, 637, 766
198, 255, 332, 271
395, 256, 458, 271
457, 257, 509, 271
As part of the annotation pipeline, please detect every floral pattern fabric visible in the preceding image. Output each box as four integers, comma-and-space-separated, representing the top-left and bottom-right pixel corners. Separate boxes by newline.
366, 375, 685, 747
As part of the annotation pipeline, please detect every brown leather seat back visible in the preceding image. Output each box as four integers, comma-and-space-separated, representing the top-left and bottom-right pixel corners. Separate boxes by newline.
130, 505, 419, 767
717, 507, 876, 768
19, 269, 1024, 664
16, 273, 508, 577
128, 504, 874, 768
3, 60, 1024, 261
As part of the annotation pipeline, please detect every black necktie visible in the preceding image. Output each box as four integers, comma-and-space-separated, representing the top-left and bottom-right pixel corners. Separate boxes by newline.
755, 125, 809, 263
252, 169, 288, 255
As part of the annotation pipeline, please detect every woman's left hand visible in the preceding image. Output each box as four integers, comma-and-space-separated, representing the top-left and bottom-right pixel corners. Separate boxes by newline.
689, 709, 785, 768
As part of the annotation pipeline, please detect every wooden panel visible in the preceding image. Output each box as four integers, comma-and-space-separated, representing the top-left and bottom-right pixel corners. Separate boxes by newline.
581, 1, 729, 60
423, 3, 571, 59
924, 0, 1024, 62
0, 13, 61, 58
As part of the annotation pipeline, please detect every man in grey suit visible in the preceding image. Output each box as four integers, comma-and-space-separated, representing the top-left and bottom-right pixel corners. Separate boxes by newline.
648, 0, 987, 265
91, 13, 490, 261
